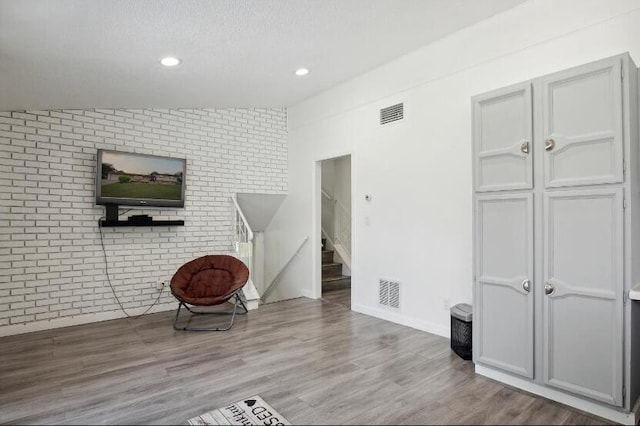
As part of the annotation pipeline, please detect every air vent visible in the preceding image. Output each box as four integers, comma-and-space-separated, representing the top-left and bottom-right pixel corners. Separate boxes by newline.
380, 103, 404, 125
379, 279, 400, 309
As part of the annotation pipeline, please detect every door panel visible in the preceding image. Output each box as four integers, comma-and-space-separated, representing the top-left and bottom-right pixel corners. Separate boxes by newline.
543, 188, 623, 406
542, 58, 623, 187
475, 193, 534, 378
474, 83, 533, 192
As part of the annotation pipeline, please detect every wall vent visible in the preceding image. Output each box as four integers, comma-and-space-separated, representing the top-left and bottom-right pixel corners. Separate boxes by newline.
379, 279, 400, 309
380, 103, 404, 125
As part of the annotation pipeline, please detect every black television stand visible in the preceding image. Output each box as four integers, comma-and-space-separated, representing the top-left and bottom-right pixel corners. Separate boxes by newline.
100, 204, 184, 227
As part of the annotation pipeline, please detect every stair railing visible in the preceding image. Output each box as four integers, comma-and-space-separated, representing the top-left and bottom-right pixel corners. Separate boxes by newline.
321, 187, 334, 246
321, 187, 333, 200
232, 195, 253, 244
231, 195, 254, 274
334, 199, 351, 258
261, 236, 310, 302
230, 196, 264, 309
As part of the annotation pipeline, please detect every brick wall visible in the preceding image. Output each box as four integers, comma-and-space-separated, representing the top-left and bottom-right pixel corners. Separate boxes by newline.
0, 108, 287, 330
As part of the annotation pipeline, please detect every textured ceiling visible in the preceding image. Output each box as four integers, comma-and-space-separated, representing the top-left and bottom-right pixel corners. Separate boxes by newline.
0, 0, 525, 110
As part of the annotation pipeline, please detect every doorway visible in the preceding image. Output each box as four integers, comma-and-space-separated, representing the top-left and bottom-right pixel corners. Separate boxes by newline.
317, 155, 352, 309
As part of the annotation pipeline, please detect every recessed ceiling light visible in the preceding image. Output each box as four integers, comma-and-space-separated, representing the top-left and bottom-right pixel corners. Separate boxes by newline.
161, 57, 181, 67
295, 68, 310, 76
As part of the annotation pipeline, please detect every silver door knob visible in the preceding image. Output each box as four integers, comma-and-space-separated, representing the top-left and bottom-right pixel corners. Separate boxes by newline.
545, 138, 555, 151
520, 141, 530, 154
544, 282, 554, 295
522, 279, 530, 293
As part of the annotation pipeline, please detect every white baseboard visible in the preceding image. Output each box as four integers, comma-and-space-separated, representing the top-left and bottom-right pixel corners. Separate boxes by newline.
352, 303, 449, 338
475, 364, 638, 425
301, 288, 318, 299
0, 302, 176, 337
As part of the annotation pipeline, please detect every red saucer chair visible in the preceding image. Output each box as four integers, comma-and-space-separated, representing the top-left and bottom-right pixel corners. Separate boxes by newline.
170, 254, 249, 331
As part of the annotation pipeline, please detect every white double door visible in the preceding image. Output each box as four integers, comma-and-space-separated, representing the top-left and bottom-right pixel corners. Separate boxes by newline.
473, 56, 625, 406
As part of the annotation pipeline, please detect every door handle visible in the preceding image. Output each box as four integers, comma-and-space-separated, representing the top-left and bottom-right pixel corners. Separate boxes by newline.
522, 279, 530, 293
520, 141, 530, 155
545, 138, 555, 152
544, 282, 554, 295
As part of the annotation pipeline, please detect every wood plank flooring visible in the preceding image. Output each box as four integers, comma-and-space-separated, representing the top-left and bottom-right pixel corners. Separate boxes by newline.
322, 286, 351, 310
0, 295, 611, 425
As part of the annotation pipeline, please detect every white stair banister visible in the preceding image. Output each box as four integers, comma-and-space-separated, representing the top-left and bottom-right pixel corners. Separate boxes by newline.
231, 195, 260, 310
333, 199, 351, 269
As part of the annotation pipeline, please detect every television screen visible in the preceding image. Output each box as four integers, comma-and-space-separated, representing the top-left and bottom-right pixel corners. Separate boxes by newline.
96, 149, 186, 208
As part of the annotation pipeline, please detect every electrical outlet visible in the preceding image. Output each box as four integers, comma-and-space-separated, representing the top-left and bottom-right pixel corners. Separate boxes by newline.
156, 281, 165, 291
443, 298, 450, 310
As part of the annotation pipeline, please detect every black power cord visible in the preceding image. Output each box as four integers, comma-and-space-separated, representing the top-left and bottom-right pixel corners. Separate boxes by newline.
98, 211, 167, 319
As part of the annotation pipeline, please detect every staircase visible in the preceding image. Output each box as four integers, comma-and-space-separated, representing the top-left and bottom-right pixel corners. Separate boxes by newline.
322, 238, 351, 292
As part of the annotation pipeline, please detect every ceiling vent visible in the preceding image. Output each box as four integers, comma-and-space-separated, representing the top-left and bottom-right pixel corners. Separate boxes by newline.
379, 278, 400, 310
380, 103, 404, 125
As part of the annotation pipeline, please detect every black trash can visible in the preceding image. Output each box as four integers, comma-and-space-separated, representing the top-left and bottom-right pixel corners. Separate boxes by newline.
450, 303, 472, 360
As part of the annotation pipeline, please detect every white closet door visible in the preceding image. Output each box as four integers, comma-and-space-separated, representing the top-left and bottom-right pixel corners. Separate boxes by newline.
542, 57, 623, 188
475, 193, 534, 378
543, 188, 624, 406
473, 83, 533, 192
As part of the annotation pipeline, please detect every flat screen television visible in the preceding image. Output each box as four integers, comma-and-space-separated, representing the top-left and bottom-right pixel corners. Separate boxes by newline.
96, 149, 186, 209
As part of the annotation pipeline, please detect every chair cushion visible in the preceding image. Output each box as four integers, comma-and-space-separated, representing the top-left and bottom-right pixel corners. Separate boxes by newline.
170, 255, 249, 306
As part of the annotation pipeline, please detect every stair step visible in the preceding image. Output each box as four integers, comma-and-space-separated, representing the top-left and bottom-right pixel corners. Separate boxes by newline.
322, 250, 334, 264
322, 262, 342, 277
322, 275, 351, 291
322, 274, 350, 283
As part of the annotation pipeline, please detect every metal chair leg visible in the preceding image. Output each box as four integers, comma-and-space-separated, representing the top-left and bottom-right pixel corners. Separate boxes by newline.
172, 302, 184, 331
173, 294, 247, 332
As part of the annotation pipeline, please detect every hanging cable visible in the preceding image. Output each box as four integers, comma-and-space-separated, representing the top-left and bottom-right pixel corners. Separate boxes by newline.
98, 211, 166, 319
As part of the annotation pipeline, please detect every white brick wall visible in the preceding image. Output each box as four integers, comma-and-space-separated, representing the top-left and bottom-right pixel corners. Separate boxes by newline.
0, 108, 287, 329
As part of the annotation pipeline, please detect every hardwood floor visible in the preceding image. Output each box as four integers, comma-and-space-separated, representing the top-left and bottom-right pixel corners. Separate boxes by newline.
0, 296, 611, 425
322, 286, 351, 309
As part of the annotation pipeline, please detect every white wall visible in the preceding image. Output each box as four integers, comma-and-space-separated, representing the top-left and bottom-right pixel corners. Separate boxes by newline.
333, 155, 351, 227
0, 107, 287, 335
320, 155, 352, 247
321, 159, 336, 243
270, 0, 640, 336
332, 155, 352, 267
